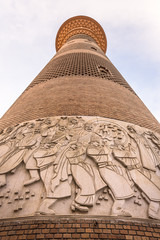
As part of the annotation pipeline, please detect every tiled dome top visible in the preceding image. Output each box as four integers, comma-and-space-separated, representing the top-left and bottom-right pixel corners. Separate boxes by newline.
56, 16, 107, 53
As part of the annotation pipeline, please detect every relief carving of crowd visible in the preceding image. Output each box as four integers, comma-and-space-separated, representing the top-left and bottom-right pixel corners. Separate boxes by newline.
0, 116, 160, 219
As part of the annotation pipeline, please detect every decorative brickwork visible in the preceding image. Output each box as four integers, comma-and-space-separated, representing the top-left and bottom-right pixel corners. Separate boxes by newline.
0, 18, 159, 134
0, 77, 159, 133
56, 16, 107, 53
25, 52, 134, 93
0, 216, 160, 240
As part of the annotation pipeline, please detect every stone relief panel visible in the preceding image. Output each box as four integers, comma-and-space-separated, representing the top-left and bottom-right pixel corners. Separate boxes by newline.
0, 116, 160, 219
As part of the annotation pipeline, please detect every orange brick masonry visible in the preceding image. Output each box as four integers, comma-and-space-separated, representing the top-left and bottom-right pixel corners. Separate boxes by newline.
0, 217, 160, 240
0, 35, 160, 134
0, 76, 160, 134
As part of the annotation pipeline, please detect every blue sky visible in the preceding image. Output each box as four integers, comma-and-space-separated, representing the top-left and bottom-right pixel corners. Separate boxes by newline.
0, 0, 160, 122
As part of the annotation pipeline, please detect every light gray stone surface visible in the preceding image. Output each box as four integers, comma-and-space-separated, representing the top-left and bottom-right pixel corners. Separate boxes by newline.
0, 116, 160, 219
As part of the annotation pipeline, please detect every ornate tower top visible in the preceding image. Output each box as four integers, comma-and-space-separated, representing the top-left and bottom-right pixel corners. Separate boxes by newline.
56, 15, 107, 53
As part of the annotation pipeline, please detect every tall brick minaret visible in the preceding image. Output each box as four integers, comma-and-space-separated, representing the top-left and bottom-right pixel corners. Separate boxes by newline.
0, 16, 160, 239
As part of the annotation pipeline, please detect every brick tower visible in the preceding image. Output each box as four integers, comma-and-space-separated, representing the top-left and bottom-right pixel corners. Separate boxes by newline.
0, 16, 160, 239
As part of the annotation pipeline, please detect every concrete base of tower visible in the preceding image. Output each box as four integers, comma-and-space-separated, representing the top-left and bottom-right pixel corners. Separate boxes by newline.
0, 116, 160, 221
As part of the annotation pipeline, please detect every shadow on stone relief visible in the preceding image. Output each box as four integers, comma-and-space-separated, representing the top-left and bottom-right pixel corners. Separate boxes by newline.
0, 116, 160, 219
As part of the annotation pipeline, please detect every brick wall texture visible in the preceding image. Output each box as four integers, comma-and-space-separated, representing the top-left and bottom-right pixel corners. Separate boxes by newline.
0, 35, 160, 133
0, 217, 160, 240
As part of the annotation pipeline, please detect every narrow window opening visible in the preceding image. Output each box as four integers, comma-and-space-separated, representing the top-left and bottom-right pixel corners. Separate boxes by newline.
91, 46, 97, 51
97, 65, 112, 77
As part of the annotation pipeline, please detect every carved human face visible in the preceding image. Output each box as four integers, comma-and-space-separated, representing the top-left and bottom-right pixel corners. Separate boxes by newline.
34, 128, 40, 134
99, 124, 105, 130
59, 125, 66, 131
127, 126, 136, 133
70, 118, 78, 125
6, 127, 13, 134
114, 132, 125, 144
84, 124, 92, 132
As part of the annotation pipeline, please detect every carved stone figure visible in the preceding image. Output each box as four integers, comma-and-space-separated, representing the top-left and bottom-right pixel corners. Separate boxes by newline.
0, 123, 41, 187
143, 131, 160, 168
113, 125, 160, 219
68, 117, 85, 141
34, 132, 72, 215
19, 125, 42, 186
66, 142, 96, 212
87, 133, 134, 217
0, 116, 160, 219
34, 141, 69, 215
0, 124, 27, 187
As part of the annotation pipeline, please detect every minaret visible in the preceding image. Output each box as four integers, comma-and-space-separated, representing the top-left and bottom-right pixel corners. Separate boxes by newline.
0, 16, 160, 239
